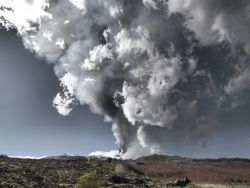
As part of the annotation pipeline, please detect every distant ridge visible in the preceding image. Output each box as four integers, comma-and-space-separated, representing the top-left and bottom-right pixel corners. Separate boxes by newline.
136, 154, 190, 162
3, 154, 87, 160
43, 154, 87, 161
136, 154, 250, 163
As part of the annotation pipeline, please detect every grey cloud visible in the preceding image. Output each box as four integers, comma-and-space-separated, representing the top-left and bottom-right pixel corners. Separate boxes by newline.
168, 0, 250, 52
1, 0, 250, 158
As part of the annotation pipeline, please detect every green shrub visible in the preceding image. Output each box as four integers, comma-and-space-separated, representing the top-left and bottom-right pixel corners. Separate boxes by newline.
115, 164, 125, 174
74, 171, 100, 188
0, 178, 20, 187
186, 183, 204, 188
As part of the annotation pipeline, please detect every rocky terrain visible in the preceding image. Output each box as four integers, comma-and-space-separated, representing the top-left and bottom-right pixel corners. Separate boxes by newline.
1, 154, 250, 187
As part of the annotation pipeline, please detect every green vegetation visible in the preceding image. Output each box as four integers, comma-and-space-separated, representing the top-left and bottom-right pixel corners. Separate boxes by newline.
186, 183, 205, 188
74, 171, 100, 188
114, 164, 125, 174
0, 178, 21, 188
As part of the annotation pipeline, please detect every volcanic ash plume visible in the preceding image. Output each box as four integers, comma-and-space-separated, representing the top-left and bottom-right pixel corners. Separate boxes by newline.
1, 0, 250, 158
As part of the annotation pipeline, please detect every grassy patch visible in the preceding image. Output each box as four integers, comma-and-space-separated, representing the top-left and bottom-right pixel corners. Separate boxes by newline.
74, 171, 100, 188
186, 183, 205, 188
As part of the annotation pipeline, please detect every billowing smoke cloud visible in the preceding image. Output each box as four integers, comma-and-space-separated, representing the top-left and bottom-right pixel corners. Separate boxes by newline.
168, 0, 250, 99
168, 0, 250, 50
1, 0, 250, 158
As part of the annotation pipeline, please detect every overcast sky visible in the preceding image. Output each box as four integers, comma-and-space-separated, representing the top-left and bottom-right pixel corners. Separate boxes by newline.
0, 0, 250, 159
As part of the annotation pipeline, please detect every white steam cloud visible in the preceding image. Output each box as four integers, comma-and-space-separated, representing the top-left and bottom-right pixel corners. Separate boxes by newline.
1, 0, 250, 158
88, 150, 120, 159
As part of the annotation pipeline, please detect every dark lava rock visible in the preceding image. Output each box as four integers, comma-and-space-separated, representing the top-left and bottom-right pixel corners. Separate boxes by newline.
132, 178, 146, 185
109, 175, 129, 184
170, 177, 191, 187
